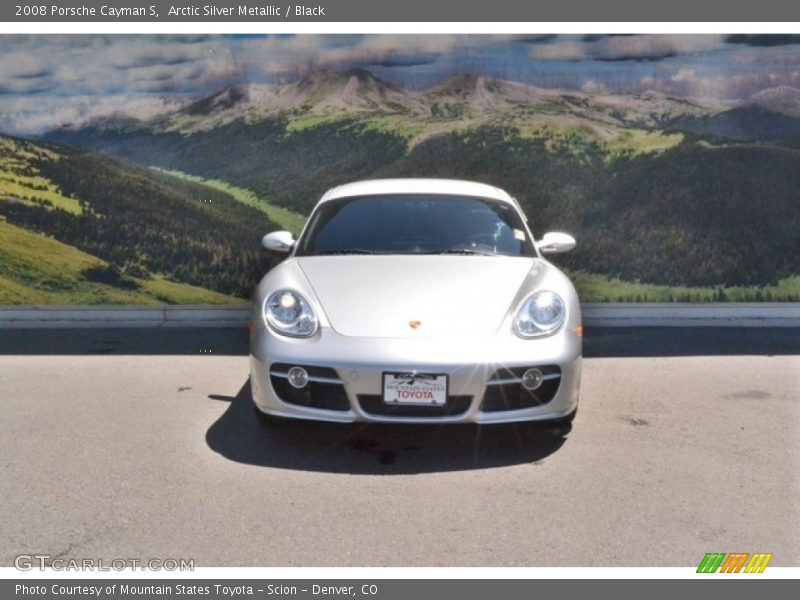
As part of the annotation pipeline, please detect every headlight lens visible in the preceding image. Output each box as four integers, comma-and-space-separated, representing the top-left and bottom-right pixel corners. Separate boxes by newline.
263, 290, 318, 337
514, 291, 566, 337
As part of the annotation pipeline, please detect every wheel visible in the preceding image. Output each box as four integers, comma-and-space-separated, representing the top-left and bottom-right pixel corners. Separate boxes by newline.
253, 404, 289, 427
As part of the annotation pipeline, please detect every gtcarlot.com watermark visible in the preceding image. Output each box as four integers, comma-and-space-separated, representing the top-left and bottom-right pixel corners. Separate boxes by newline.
15, 554, 194, 571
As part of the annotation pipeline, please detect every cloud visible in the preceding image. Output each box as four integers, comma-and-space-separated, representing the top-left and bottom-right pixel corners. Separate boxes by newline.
109, 50, 199, 70
0, 36, 238, 98
633, 66, 800, 101
528, 41, 586, 61
361, 56, 439, 68
0, 80, 52, 95
13, 68, 53, 80
1, 34, 800, 134
731, 44, 800, 67
312, 45, 438, 71
580, 34, 634, 43
725, 34, 800, 47
0, 52, 53, 82
580, 80, 610, 94
671, 68, 697, 83
229, 34, 525, 78
304, 35, 463, 71
0, 93, 186, 133
252, 34, 552, 73
515, 34, 560, 45
529, 34, 728, 62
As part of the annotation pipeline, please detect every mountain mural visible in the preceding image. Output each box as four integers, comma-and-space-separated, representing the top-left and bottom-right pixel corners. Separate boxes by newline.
37, 69, 800, 301
0, 29, 798, 307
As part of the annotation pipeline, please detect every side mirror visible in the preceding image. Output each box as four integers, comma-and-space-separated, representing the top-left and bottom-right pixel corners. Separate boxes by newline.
537, 231, 576, 254
261, 231, 295, 253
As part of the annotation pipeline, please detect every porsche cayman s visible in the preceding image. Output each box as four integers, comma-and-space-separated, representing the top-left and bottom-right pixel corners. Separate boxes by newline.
250, 179, 582, 428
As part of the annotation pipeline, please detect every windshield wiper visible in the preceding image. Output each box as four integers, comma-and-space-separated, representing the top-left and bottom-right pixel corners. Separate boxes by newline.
423, 249, 497, 256
313, 249, 499, 256
314, 249, 381, 255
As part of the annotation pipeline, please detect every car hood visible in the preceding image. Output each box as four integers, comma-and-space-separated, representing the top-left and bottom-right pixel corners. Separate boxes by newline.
296, 255, 536, 338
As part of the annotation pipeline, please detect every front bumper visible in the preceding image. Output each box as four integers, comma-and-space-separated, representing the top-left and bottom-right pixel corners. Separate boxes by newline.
250, 327, 581, 424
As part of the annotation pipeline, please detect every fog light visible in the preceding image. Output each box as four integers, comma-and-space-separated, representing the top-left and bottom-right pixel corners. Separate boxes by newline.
521, 368, 544, 391
287, 366, 309, 389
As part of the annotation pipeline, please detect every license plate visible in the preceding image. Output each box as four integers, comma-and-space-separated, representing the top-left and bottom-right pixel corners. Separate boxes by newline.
382, 372, 448, 406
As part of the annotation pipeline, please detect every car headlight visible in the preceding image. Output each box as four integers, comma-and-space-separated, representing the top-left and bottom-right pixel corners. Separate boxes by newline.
514, 290, 566, 337
263, 289, 318, 337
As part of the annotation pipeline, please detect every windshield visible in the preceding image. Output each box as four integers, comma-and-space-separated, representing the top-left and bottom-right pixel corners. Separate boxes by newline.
295, 194, 536, 257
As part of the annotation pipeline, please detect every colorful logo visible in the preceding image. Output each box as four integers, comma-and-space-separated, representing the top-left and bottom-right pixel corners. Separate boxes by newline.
697, 552, 773, 573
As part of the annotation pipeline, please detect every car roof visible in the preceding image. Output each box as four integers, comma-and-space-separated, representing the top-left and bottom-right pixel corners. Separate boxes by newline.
319, 178, 515, 204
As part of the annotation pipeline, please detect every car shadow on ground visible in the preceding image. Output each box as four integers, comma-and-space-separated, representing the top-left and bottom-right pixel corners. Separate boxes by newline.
206, 379, 567, 474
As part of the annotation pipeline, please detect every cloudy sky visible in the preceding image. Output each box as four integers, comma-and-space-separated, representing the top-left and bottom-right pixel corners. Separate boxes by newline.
1, 33, 800, 134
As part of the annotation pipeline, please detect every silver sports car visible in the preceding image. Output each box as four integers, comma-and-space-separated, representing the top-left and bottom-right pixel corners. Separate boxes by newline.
249, 179, 582, 429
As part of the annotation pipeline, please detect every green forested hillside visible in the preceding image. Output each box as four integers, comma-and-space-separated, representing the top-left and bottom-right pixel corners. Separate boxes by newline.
0, 134, 281, 302
668, 106, 800, 147
51, 118, 800, 290
371, 129, 800, 288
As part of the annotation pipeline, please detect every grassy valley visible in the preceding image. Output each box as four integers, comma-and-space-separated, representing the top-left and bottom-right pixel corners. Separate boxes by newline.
150, 167, 306, 236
